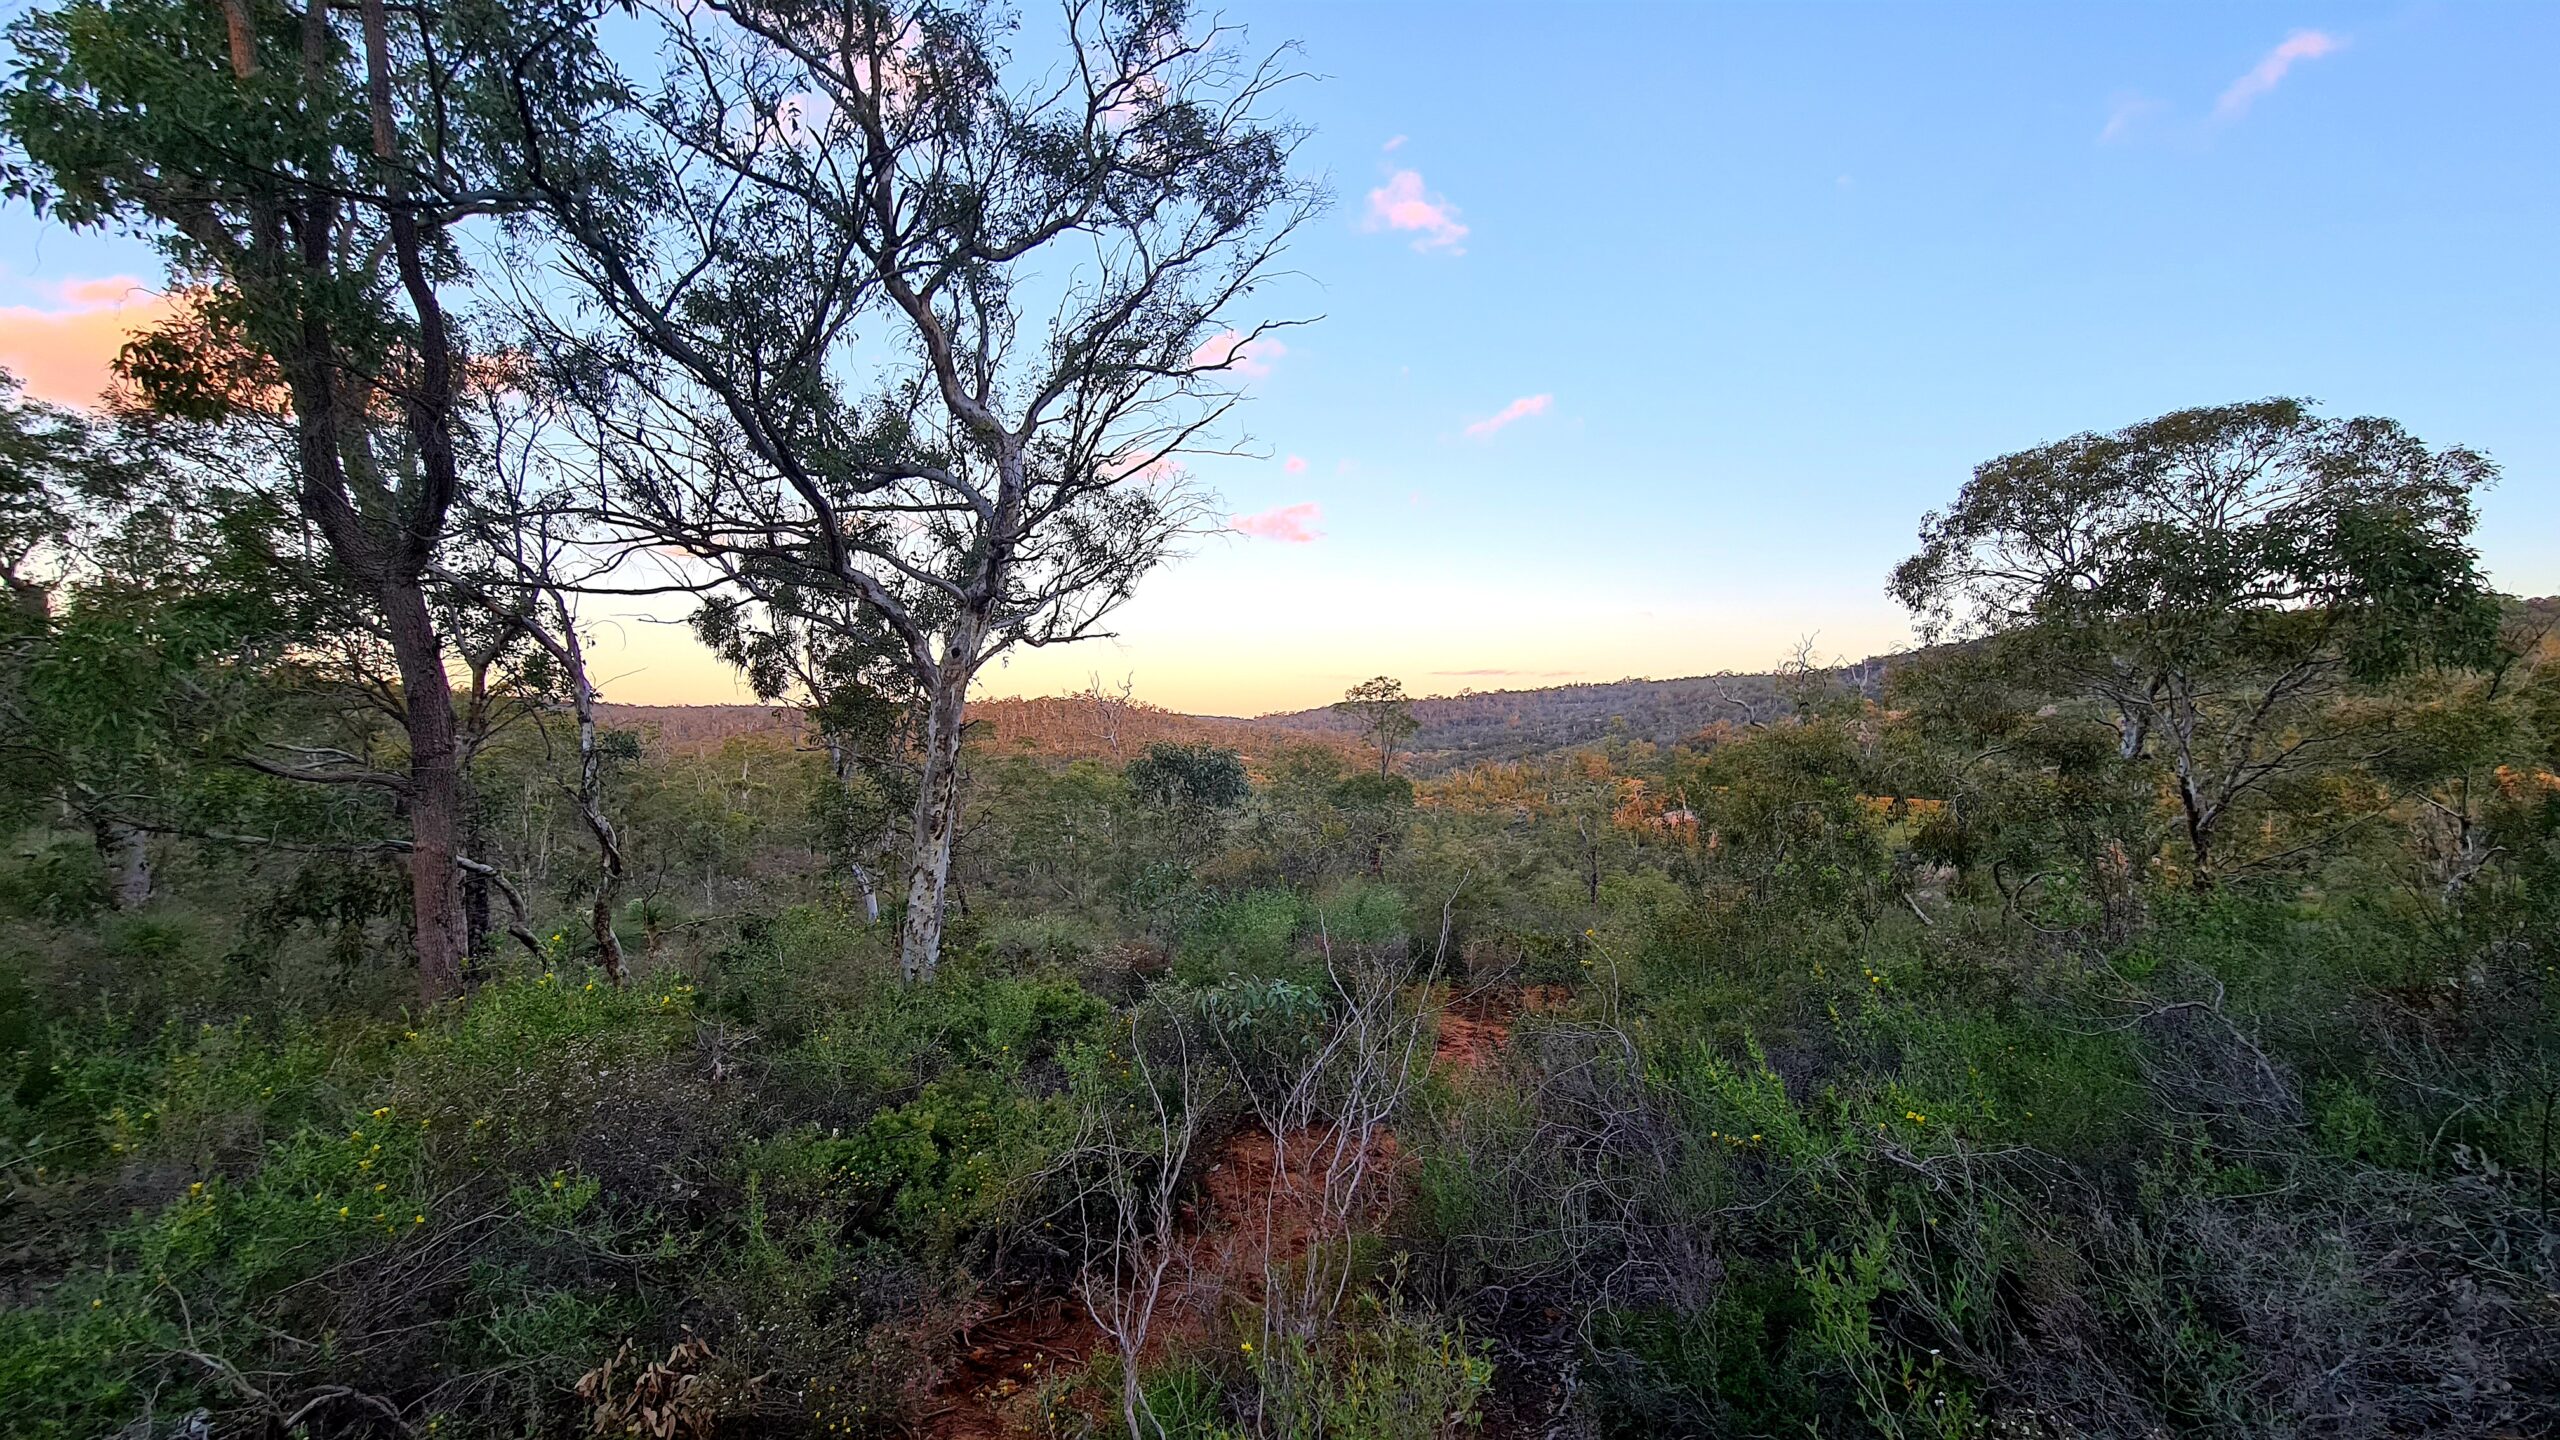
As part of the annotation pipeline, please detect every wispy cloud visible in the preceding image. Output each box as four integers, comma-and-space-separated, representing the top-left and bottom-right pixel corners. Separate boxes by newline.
1231, 502, 1324, 544
2098, 93, 2162, 143
0, 275, 177, 407
2216, 30, 2344, 121
1381, 134, 1407, 152
1189, 329, 1287, 379
1365, 170, 1469, 253
1282, 454, 1307, 474
1463, 393, 1552, 439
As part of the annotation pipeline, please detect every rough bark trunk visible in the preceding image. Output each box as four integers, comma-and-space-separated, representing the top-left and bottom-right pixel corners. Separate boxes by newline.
899, 627, 979, 983
217, 0, 259, 77
2182, 797, 2217, 894
384, 578, 469, 1002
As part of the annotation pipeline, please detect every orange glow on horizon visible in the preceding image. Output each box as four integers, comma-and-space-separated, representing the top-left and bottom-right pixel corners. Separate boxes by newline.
0, 276, 177, 406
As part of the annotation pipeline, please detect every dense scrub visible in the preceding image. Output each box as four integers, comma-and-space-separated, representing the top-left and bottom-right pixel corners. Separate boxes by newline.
5, 624, 2557, 1437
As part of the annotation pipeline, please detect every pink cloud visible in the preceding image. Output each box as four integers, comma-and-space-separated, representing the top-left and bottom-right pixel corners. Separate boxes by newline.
2216, 30, 2343, 120
0, 275, 178, 407
1107, 453, 1183, 485
1381, 134, 1408, 152
1190, 329, 1287, 379
1283, 454, 1307, 474
1463, 393, 1552, 439
1231, 502, 1323, 544
1364, 170, 1468, 254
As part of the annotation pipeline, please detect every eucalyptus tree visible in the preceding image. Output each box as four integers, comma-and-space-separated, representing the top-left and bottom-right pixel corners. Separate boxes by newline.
0, 372, 151, 899
1892, 399, 2502, 888
693, 588, 917, 925
1333, 675, 1420, 778
460, 388, 640, 977
0, 0, 611, 996
0, 383, 390, 915
507, 0, 1317, 979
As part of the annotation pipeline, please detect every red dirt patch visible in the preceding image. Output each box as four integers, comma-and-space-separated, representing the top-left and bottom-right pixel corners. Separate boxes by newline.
917, 1122, 1402, 1438
919, 986, 1478, 1437
1189, 1124, 1399, 1307
917, 1293, 1102, 1440
1433, 984, 1574, 1073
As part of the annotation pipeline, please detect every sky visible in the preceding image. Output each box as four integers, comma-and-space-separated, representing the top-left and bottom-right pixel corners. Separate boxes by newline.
2, 2, 2554, 715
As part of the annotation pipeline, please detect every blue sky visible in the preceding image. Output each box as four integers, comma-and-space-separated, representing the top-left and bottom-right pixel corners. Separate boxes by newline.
4, 2, 2553, 713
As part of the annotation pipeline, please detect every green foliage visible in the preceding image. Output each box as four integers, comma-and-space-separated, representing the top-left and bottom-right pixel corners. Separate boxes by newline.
0, 401, 2555, 1436
1252, 1297, 1490, 1440
1175, 887, 1310, 984
1128, 742, 1252, 813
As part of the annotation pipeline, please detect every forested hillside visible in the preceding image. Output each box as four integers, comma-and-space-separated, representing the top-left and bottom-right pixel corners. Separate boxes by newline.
1256, 656, 1895, 772
600, 699, 1363, 769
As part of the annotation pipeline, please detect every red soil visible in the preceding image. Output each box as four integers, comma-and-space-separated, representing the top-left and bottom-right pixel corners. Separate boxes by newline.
917, 1295, 1101, 1440
920, 986, 1565, 1437
1433, 984, 1573, 1072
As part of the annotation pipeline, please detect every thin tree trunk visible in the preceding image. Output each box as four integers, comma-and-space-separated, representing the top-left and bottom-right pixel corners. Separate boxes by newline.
461, 810, 492, 976
573, 678, 628, 984
384, 578, 470, 1001
899, 626, 979, 983
824, 734, 882, 926
525, 599, 632, 984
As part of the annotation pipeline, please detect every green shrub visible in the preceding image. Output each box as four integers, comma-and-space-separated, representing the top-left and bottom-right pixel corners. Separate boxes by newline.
1252, 1297, 1491, 1440
1174, 888, 1309, 984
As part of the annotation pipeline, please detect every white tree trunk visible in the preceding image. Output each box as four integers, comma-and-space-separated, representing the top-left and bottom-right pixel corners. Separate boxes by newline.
899, 622, 981, 982
97, 817, 151, 910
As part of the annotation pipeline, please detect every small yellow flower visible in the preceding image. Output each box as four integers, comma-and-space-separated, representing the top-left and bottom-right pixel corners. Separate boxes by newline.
338, 1206, 351, 1219
413, 1214, 426, 1225
91, 1298, 103, 1309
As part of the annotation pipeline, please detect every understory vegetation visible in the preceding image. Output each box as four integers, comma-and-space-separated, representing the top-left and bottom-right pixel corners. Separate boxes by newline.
5, 603, 2557, 1437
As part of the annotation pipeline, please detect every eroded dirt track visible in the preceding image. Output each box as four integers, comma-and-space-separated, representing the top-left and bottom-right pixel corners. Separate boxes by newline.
918, 985, 1557, 1438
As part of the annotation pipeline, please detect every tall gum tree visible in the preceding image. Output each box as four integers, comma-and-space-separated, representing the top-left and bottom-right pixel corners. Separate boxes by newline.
506, 0, 1318, 980
0, 0, 611, 999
